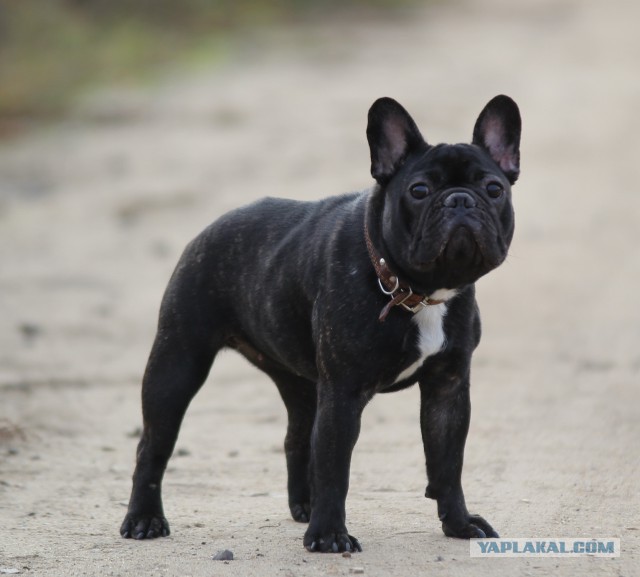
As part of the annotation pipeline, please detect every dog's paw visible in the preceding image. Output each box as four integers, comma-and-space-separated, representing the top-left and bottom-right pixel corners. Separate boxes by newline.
442, 513, 499, 539
290, 502, 311, 523
120, 513, 170, 540
303, 529, 362, 553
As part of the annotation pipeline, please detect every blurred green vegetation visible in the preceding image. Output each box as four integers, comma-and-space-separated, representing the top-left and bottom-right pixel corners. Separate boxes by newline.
0, 0, 418, 134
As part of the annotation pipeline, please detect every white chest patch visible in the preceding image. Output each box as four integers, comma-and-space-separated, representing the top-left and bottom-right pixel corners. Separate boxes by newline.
393, 293, 454, 383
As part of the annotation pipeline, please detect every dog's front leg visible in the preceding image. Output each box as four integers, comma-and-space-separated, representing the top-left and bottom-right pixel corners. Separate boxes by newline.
303, 383, 367, 553
419, 360, 499, 539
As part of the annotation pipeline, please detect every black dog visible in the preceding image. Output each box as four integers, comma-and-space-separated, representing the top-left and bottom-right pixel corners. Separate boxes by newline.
121, 95, 521, 553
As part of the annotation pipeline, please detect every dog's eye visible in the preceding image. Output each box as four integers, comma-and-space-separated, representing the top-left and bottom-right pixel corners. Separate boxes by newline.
410, 183, 429, 200
486, 182, 504, 199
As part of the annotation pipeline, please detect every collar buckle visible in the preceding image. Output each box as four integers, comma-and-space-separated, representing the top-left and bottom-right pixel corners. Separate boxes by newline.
382, 281, 419, 311
401, 298, 429, 313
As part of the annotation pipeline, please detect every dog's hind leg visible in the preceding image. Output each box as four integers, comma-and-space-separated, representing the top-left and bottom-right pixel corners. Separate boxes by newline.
121, 273, 224, 540
270, 371, 317, 523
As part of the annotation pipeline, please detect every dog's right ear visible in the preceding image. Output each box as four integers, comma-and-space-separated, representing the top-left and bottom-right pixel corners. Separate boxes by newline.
367, 98, 426, 184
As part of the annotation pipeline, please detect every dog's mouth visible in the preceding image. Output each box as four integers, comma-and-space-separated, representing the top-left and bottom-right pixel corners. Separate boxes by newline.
403, 211, 508, 290
410, 222, 505, 285
441, 225, 482, 267
414, 224, 485, 269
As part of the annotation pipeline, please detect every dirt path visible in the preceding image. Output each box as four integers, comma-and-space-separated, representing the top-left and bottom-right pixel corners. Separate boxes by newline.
1, 0, 639, 575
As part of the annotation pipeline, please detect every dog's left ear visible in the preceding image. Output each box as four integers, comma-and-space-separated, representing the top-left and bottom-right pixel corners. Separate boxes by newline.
473, 95, 521, 184
367, 97, 426, 184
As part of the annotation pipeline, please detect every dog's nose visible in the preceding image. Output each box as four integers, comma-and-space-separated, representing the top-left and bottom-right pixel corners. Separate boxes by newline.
444, 190, 477, 209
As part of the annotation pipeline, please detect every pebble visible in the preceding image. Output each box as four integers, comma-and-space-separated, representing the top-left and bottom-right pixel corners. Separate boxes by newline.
212, 549, 234, 561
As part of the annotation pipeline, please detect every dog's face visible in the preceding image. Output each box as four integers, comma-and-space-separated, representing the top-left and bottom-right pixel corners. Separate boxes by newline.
367, 96, 521, 291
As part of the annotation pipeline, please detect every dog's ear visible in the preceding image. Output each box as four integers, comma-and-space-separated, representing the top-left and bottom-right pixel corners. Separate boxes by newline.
367, 98, 425, 184
472, 95, 521, 184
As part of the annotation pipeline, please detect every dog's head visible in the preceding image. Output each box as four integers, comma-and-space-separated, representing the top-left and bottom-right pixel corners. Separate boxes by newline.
367, 95, 521, 292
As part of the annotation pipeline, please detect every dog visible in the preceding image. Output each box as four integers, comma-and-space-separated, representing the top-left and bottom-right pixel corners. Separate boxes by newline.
120, 95, 521, 553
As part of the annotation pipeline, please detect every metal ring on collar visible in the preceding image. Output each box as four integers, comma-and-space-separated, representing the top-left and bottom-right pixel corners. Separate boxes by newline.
377, 276, 399, 296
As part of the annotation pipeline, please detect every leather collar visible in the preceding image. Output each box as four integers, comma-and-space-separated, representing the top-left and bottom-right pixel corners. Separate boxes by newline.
364, 222, 445, 322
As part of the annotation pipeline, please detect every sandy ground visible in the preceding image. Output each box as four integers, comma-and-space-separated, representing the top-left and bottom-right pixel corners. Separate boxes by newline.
1, 0, 639, 575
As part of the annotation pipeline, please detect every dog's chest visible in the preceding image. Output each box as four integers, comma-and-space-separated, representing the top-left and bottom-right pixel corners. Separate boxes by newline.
393, 303, 448, 383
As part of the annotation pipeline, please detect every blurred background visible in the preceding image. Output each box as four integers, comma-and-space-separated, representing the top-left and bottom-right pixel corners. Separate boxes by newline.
0, 0, 417, 134
0, 0, 639, 575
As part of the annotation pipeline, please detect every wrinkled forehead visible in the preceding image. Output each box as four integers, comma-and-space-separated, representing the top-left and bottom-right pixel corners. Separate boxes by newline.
410, 143, 496, 183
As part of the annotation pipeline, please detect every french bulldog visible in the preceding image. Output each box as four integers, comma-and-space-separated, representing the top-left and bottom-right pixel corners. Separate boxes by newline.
120, 95, 521, 553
